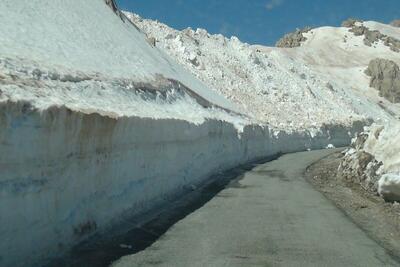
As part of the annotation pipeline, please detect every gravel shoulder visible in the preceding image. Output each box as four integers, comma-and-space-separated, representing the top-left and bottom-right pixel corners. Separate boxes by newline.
305, 151, 400, 261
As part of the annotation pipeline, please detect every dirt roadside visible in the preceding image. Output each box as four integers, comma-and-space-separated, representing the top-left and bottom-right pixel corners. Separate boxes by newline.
305, 150, 400, 261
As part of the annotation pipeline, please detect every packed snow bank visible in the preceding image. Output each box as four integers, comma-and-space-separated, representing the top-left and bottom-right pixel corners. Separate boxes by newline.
0, 100, 363, 267
0, 57, 247, 129
0, 0, 239, 113
378, 174, 400, 202
391, 20, 400, 28
363, 123, 400, 175
340, 122, 400, 201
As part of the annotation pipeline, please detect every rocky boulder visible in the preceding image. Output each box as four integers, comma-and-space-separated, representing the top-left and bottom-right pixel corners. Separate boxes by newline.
363, 30, 384, 46
365, 58, 400, 103
390, 20, 400, 28
276, 27, 312, 48
341, 18, 363, 28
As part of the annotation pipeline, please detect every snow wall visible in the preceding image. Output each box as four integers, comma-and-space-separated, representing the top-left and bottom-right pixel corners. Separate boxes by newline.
0, 101, 364, 267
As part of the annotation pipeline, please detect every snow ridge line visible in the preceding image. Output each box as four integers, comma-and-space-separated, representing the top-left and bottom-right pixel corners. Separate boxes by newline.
0, 67, 243, 117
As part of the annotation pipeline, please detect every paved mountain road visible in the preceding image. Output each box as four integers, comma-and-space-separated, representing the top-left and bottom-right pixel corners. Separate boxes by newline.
113, 149, 399, 267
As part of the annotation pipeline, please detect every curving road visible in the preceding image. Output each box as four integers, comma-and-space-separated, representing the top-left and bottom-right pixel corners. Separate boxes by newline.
113, 149, 399, 267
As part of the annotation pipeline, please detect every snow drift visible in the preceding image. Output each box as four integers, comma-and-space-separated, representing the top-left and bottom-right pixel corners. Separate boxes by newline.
340, 122, 400, 201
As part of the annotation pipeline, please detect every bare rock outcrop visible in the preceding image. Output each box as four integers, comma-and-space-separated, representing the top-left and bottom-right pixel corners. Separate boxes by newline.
275, 27, 312, 48
339, 132, 382, 193
365, 58, 400, 103
390, 20, 400, 27
105, 0, 119, 13
341, 18, 363, 28
342, 19, 400, 51
363, 30, 384, 46
384, 37, 400, 52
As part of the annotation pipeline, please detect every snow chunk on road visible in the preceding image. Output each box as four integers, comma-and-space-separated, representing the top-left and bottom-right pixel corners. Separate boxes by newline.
378, 173, 400, 201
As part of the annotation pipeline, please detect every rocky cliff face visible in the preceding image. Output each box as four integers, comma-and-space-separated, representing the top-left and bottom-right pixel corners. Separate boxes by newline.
365, 58, 400, 103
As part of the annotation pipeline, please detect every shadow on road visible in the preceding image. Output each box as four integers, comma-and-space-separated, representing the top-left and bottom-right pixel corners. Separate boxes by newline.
45, 154, 281, 267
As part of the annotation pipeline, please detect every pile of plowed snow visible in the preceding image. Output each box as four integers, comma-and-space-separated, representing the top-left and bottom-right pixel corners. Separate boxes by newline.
340, 122, 400, 201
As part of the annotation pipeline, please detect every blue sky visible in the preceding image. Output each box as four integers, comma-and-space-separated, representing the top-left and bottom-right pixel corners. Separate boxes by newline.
117, 0, 400, 46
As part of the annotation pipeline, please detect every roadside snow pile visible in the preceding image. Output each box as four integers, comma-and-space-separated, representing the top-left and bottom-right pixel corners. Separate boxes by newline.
124, 12, 366, 130
379, 174, 400, 202
340, 122, 400, 201
0, 57, 248, 129
365, 58, 400, 103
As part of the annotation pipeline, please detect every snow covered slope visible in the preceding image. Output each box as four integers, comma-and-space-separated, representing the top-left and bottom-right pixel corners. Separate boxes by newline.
260, 21, 400, 122
127, 13, 400, 129
126, 13, 366, 130
0, 0, 239, 114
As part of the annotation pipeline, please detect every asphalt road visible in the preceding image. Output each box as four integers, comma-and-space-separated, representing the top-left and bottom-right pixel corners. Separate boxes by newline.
113, 149, 399, 267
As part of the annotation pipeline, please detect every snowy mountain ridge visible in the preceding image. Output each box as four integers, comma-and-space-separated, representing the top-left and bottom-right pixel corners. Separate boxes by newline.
125, 12, 400, 130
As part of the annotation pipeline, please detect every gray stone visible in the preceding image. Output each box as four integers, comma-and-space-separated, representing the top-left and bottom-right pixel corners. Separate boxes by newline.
384, 36, 400, 52
146, 37, 156, 47
365, 58, 400, 103
390, 20, 400, 27
349, 25, 367, 36
347, 23, 400, 52
276, 27, 312, 48
326, 82, 335, 92
339, 135, 382, 193
105, 0, 119, 13
363, 30, 383, 46
341, 18, 363, 28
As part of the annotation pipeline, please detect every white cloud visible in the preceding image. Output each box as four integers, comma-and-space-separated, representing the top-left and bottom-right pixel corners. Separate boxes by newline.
265, 0, 284, 10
